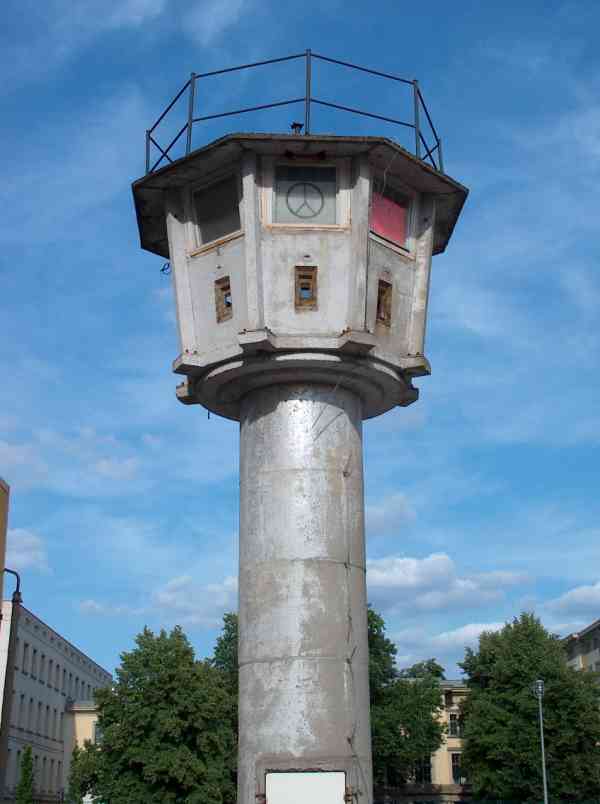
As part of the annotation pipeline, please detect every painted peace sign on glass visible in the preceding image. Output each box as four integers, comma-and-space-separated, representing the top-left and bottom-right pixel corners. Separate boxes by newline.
285, 182, 325, 219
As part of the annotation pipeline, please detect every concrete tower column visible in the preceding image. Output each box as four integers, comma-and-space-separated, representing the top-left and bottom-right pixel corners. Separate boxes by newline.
238, 383, 372, 804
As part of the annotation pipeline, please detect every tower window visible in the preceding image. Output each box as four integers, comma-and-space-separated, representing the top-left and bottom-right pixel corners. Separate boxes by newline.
371, 178, 410, 248
193, 175, 241, 246
295, 266, 317, 310
215, 277, 233, 323
377, 280, 392, 327
274, 165, 337, 225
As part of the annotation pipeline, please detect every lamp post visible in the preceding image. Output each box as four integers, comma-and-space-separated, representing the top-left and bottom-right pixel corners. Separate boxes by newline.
533, 679, 549, 804
0, 568, 23, 794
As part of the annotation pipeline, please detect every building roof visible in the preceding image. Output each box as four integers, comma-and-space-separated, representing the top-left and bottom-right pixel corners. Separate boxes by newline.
440, 679, 468, 689
564, 616, 600, 643
11, 602, 113, 679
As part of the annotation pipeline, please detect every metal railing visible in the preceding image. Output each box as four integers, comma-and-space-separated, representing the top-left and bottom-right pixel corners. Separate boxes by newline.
144, 50, 444, 175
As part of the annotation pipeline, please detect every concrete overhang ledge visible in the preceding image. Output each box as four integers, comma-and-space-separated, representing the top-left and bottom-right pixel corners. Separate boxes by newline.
132, 132, 468, 259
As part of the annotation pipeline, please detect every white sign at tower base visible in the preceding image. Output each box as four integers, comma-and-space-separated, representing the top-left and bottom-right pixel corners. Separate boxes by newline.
265, 771, 346, 804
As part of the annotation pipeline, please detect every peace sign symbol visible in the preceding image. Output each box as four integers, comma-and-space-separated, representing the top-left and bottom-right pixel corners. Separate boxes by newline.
286, 181, 324, 219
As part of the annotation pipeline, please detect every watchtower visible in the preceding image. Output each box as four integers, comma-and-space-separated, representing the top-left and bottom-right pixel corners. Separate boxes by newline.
133, 52, 467, 804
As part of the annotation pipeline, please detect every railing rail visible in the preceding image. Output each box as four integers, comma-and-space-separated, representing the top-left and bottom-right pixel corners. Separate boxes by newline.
144, 51, 444, 175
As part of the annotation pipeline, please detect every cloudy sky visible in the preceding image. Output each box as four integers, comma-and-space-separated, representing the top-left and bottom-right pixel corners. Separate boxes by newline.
2, 0, 599, 678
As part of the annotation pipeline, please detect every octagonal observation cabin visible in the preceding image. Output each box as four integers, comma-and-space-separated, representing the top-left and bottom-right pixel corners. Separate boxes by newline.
133, 51, 468, 422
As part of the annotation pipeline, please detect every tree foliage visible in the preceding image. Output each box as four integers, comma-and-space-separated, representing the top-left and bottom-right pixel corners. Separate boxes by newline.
460, 612, 600, 800
67, 626, 236, 804
15, 744, 34, 804
69, 609, 445, 798
368, 607, 445, 786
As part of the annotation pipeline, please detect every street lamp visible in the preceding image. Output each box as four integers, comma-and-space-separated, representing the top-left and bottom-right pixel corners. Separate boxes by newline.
533, 679, 549, 804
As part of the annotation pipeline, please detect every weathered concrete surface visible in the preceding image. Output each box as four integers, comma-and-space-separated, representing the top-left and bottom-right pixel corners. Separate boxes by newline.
238, 383, 372, 804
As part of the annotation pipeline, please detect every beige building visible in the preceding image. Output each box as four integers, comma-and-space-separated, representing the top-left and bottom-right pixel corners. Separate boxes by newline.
0, 600, 111, 801
564, 619, 600, 672
375, 679, 470, 804
0, 479, 8, 607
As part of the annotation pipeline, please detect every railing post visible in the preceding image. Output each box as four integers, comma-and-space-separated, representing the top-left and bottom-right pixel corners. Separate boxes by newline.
305, 49, 312, 135
186, 73, 196, 156
437, 137, 444, 173
413, 79, 421, 159
145, 130, 150, 174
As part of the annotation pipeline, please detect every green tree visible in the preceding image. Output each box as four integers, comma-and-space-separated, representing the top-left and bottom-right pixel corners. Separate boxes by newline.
211, 612, 238, 691
66, 743, 102, 804
399, 658, 445, 680
367, 606, 398, 703
368, 607, 445, 786
15, 744, 34, 804
68, 626, 236, 804
460, 612, 600, 799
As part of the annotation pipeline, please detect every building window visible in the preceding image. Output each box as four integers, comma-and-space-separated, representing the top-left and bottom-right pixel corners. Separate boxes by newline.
414, 758, 432, 784
31, 648, 38, 678
371, 177, 410, 248
40, 654, 45, 681
22, 642, 29, 674
295, 266, 318, 310
449, 712, 463, 737
274, 165, 337, 225
62, 668, 66, 693
214, 276, 233, 323
18, 694, 25, 729
48, 659, 53, 685
451, 753, 467, 784
376, 280, 392, 327
94, 722, 103, 744
28, 698, 34, 731
193, 174, 241, 246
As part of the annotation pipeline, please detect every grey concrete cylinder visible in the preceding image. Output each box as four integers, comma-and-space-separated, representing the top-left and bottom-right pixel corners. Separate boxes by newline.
238, 382, 372, 804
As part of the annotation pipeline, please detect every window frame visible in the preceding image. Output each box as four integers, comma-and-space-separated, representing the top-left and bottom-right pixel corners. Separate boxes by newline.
369, 173, 417, 256
262, 157, 351, 229
186, 167, 244, 255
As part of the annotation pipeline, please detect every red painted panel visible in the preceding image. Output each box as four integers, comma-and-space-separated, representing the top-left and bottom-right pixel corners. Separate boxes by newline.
371, 191, 407, 245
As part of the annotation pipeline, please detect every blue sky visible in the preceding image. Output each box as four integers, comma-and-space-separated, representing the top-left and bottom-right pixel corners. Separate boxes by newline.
2, 0, 599, 678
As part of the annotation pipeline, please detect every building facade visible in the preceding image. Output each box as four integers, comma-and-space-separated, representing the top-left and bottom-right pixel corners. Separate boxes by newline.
374, 680, 470, 804
564, 619, 600, 672
0, 601, 111, 801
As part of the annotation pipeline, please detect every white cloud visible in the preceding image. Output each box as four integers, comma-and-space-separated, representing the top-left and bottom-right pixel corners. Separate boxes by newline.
366, 492, 415, 534
367, 553, 528, 612
0, 428, 145, 497
2, 87, 149, 241
545, 581, 600, 617
79, 599, 146, 616
430, 622, 503, 650
6, 529, 50, 573
93, 457, 140, 481
0, 440, 49, 490
1, 0, 170, 89
154, 574, 238, 626
183, 0, 249, 46
393, 621, 504, 674
79, 573, 237, 628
